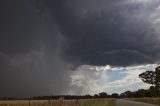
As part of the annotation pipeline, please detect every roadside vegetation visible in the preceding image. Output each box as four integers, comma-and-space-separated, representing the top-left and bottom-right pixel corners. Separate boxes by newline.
128, 98, 160, 105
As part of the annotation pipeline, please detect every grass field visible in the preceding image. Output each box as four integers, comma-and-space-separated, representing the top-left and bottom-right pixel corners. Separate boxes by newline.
128, 98, 160, 105
0, 99, 115, 106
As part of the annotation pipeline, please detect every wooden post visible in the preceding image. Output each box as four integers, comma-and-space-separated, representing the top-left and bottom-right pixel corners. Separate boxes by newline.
49, 98, 51, 105
29, 99, 30, 106
76, 98, 78, 106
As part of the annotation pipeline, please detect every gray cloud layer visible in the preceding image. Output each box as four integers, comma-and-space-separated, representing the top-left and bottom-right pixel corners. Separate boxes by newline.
0, 0, 160, 97
0, 0, 72, 97
39, 0, 160, 66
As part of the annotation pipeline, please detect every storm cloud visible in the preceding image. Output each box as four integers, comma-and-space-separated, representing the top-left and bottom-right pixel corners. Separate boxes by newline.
0, 0, 160, 97
39, 0, 160, 66
0, 0, 72, 97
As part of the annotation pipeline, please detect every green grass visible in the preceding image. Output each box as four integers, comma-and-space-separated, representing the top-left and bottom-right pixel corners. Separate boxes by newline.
128, 98, 160, 105
0, 99, 116, 106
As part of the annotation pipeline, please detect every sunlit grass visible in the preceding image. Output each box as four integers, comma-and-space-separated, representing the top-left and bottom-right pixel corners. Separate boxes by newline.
0, 99, 115, 106
76, 99, 115, 106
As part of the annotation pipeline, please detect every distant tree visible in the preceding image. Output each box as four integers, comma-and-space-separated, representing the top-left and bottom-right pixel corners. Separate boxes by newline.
99, 92, 108, 98
84, 94, 92, 99
120, 93, 125, 98
148, 86, 156, 97
155, 66, 160, 92
149, 86, 155, 91
139, 66, 160, 94
124, 91, 133, 97
111, 93, 119, 98
94, 94, 99, 98
136, 89, 146, 97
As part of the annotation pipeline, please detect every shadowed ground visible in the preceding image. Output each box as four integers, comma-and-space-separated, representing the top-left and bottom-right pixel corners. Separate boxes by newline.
116, 99, 160, 106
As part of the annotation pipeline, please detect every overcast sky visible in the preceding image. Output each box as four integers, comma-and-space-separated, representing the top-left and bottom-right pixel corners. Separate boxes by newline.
0, 0, 160, 97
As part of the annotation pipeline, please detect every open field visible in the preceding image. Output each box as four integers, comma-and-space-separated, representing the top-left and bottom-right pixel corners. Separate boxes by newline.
0, 99, 115, 106
128, 98, 160, 105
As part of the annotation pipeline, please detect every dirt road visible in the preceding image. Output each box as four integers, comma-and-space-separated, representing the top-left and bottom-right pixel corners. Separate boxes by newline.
116, 99, 159, 106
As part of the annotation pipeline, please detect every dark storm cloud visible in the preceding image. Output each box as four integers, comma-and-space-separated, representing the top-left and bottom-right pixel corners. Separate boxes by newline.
40, 0, 160, 66
0, 0, 72, 97
0, 0, 61, 55
1, 0, 160, 97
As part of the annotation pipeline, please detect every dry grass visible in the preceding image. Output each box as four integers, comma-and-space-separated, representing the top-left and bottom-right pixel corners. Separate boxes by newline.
0, 99, 115, 106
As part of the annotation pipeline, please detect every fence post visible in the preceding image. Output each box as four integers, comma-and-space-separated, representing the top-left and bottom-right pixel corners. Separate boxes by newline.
76, 98, 78, 106
49, 97, 51, 106
29, 99, 30, 106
